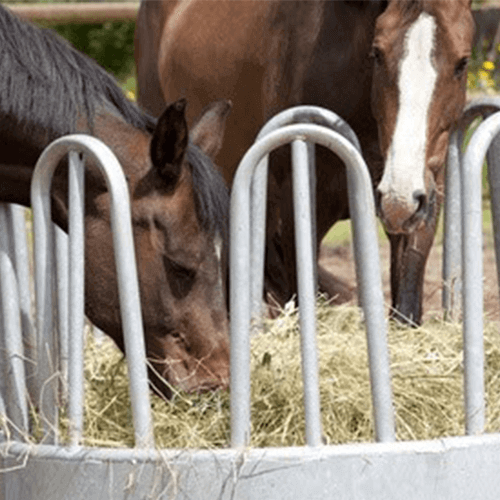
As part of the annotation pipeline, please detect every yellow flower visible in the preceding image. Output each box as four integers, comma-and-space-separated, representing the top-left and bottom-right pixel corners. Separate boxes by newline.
483, 61, 495, 71
477, 69, 495, 88
126, 90, 136, 101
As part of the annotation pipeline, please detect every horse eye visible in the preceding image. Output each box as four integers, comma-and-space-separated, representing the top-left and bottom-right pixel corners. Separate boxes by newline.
454, 57, 468, 79
370, 46, 385, 66
164, 257, 196, 299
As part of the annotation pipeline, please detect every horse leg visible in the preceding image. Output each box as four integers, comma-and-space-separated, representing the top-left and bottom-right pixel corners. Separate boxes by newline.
388, 202, 440, 326
317, 264, 354, 304
270, 146, 354, 308
263, 170, 292, 310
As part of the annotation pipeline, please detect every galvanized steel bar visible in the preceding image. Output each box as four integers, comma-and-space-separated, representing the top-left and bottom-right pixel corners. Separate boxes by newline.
55, 226, 69, 403
443, 97, 500, 320
248, 153, 268, 326
32, 186, 59, 444
250, 106, 362, 322
0, 205, 29, 438
486, 133, 500, 304
291, 139, 322, 446
0, 388, 5, 441
341, 143, 394, 444
67, 152, 85, 446
307, 142, 317, 289
0, 205, 10, 425
31, 135, 154, 448
230, 152, 253, 447
231, 124, 393, 447
461, 111, 500, 434
0, 285, 5, 441
443, 130, 463, 319
8, 205, 36, 403
0, 252, 28, 438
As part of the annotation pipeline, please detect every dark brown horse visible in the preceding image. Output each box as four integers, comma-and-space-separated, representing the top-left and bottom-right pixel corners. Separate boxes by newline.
0, 4, 231, 399
135, 0, 474, 325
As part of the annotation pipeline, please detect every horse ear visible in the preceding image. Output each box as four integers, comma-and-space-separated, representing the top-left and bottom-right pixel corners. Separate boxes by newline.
150, 98, 188, 186
190, 99, 232, 160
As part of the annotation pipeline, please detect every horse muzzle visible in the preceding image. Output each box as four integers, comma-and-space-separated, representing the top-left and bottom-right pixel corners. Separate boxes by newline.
375, 187, 431, 235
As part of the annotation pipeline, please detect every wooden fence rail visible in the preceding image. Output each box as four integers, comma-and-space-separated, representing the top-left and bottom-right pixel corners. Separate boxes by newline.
8, 2, 139, 23
6, 2, 500, 26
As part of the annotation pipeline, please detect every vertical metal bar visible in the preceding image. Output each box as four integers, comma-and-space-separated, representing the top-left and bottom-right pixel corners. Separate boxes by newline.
0, 252, 29, 438
55, 226, 69, 404
0, 386, 6, 441
230, 157, 252, 448
344, 148, 395, 444
32, 173, 59, 445
107, 162, 154, 449
250, 156, 269, 325
67, 152, 85, 446
460, 113, 500, 434
443, 129, 463, 319
0, 233, 6, 440
486, 134, 500, 305
0, 205, 29, 438
9, 205, 36, 405
307, 142, 318, 292
291, 139, 322, 446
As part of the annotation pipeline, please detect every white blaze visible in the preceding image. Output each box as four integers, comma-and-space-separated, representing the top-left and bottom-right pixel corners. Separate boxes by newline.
379, 12, 437, 207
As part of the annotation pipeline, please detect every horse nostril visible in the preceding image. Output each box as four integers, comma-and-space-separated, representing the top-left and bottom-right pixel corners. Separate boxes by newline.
413, 190, 427, 218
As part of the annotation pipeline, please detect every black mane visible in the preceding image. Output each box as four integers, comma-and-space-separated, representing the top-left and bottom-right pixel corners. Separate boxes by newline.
0, 4, 156, 139
187, 145, 229, 243
0, 4, 228, 234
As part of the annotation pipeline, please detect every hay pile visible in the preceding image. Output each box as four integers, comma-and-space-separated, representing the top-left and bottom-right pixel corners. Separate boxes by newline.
64, 300, 500, 449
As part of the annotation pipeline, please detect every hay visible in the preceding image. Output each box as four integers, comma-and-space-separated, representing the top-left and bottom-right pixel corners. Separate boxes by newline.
54, 300, 500, 449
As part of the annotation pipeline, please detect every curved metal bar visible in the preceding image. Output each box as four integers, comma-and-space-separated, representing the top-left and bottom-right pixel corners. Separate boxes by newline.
230, 123, 393, 448
256, 106, 362, 152
31, 135, 154, 448
444, 97, 500, 319
461, 111, 500, 435
250, 106, 362, 321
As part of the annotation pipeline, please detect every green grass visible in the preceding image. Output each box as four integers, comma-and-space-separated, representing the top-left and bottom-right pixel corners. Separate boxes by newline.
322, 219, 387, 248
323, 201, 494, 249
120, 75, 136, 101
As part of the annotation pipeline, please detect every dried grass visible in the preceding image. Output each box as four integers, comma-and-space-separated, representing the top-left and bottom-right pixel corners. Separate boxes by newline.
53, 299, 500, 450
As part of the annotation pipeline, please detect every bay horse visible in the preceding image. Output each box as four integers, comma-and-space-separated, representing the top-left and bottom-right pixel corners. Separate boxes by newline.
0, 4, 232, 400
135, 0, 474, 325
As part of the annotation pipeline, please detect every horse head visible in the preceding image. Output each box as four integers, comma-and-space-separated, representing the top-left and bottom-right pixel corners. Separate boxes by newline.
85, 99, 232, 399
371, 0, 473, 235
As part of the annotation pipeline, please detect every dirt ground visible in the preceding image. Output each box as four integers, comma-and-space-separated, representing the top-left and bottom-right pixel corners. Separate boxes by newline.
319, 228, 500, 324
